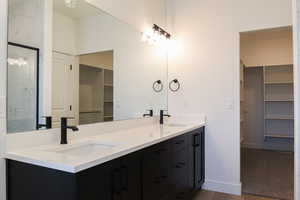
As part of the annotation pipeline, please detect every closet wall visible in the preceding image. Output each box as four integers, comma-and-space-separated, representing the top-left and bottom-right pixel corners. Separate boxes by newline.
79, 51, 114, 124
241, 27, 294, 151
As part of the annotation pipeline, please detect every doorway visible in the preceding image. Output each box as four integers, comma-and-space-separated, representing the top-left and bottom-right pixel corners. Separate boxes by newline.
78, 51, 114, 125
240, 27, 294, 200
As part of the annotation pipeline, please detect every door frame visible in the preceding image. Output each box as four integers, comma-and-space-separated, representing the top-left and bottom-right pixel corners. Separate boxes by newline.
237, 1, 299, 199
7, 42, 40, 131
0, 0, 7, 200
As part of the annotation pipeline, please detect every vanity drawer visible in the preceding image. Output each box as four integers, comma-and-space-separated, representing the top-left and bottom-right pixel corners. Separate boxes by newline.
144, 141, 171, 159
172, 134, 187, 152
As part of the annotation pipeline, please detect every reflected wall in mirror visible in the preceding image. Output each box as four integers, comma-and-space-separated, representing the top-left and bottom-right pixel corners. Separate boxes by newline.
7, 0, 168, 133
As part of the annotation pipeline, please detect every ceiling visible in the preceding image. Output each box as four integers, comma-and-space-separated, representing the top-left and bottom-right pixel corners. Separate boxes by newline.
53, 0, 105, 19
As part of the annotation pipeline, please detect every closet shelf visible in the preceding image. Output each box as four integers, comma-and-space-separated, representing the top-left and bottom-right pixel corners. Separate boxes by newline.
265, 115, 294, 120
264, 99, 294, 102
104, 115, 113, 118
80, 110, 102, 114
264, 134, 294, 139
104, 101, 113, 103
264, 81, 293, 85
104, 84, 113, 87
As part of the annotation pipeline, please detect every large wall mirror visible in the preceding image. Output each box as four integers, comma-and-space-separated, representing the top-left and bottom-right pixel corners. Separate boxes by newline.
7, 0, 168, 134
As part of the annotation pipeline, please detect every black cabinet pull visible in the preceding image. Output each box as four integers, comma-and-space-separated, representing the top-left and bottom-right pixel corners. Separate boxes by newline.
153, 177, 161, 184
175, 140, 184, 145
121, 166, 128, 191
175, 161, 186, 169
154, 148, 167, 155
193, 134, 200, 147
176, 192, 185, 199
161, 175, 167, 179
112, 169, 122, 195
175, 164, 182, 169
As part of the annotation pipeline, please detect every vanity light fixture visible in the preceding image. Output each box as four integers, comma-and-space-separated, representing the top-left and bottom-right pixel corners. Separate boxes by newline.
7, 57, 28, 67
65, 0, 77, 8
142, 24, 172, 47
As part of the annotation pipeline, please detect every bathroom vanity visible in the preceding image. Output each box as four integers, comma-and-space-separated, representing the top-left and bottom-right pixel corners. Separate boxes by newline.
6, 124, 205, 200
5, 0, 205, 199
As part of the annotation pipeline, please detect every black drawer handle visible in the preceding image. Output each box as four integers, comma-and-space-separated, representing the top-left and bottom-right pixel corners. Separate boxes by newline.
175, 164, 182, 169
154, 148, 167, 155
175, 140, 185, 145
193, 134, 200, 147
161, 175, 167, 179
112, 169, 121, 195
175, 162, 186, 169
121, 166, 128, 191
153, 177, 161, 184
176, 192, 185, 199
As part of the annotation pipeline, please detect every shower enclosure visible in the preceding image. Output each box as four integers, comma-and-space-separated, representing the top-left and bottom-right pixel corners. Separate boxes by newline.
7, 42, 39, 133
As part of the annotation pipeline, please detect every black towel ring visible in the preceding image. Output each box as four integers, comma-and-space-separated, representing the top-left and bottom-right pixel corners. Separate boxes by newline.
153, 80, 163, 92
169, 79, 180, 92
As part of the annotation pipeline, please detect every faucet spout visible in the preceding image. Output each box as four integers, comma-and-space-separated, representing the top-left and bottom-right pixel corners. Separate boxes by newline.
160, 110, 171, 125
61, 117, 79, 144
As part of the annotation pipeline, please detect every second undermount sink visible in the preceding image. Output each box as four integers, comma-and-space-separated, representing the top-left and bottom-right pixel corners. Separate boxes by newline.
48, 143, 116, 157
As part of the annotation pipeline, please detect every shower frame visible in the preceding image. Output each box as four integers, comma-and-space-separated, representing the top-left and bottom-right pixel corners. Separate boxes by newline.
7, 42, 40, 130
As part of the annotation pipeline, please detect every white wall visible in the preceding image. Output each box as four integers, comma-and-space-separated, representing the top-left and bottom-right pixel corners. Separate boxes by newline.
86, 0, 167, 31
241, 27, 293, 67
53, 11, 77, 55
167, 0, 292, 195
0, 0, 7, 199
76, 13, 168, 119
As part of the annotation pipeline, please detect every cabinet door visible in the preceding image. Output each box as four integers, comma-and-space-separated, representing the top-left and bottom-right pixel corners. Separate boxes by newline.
120, 152, 142, 200
194, 127, 205, 189
172, 148, 189, 200
107, 159, 122, 200
187, 132, 195, 193
142, 141, 171, 200
77, 163, 109, 200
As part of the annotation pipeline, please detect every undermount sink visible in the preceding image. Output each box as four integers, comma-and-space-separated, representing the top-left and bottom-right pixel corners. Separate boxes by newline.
165, 123, 187, 127
47, 143, 116, 157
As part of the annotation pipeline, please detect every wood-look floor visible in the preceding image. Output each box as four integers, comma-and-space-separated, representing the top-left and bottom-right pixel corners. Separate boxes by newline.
241, 148, 294, 200
192, 148, 294, 200
193, 190, 279, 200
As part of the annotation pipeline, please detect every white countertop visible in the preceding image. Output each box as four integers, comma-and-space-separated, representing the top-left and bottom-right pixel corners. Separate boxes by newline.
5, 121, 205, 173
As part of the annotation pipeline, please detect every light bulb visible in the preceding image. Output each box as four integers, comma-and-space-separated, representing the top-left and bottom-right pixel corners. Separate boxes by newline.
65, 0, 77, 8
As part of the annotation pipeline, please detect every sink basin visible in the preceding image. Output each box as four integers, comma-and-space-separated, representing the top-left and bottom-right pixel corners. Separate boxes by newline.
48, 143, 115, 157
165, 123, 187, 127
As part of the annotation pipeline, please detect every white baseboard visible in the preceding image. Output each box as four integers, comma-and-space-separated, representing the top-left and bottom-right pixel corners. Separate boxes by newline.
203, 179, 242, 195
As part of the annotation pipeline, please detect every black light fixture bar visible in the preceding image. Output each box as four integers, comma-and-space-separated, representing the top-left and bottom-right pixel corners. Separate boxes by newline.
153, 24, 171, 39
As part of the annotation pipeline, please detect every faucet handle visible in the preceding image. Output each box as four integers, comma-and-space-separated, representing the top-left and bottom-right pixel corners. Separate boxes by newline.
160, 110, 171, 117
38, 116, 52, 129
143, 109, 153, 117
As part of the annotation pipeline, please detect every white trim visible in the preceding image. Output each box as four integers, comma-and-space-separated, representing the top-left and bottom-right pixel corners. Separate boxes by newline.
203, 179, 242, 196
292, 0, 299, 199
0, 0, 7, 199
42, 0, 53, 117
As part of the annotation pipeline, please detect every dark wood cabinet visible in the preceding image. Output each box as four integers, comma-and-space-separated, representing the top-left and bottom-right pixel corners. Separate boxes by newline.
142, 141, 172, 200
193, 127, 205, 189
6, 127, 205, 200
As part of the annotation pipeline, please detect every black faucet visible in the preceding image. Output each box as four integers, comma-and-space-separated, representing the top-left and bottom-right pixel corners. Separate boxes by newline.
38, 116, 52, 129
61, 117, 79, 145
143, 109, 153, 117
160, 110, 171, 125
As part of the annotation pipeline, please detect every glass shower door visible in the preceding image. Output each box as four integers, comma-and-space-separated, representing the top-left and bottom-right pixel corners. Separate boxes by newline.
7, 43, 39, 133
